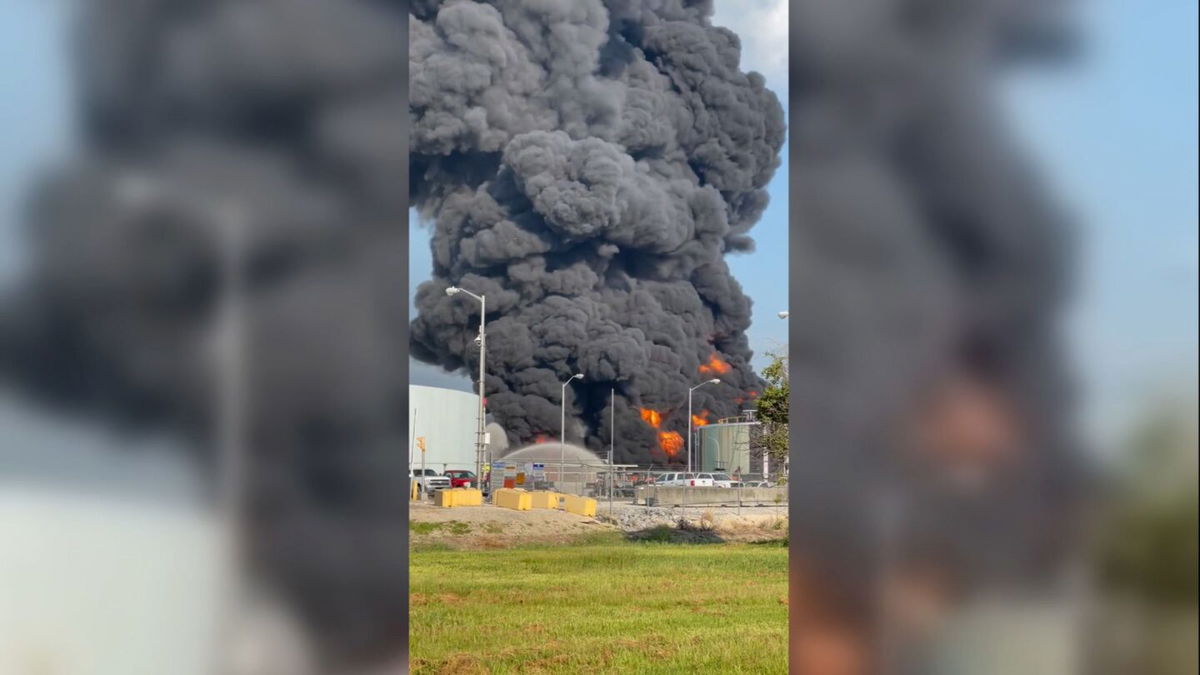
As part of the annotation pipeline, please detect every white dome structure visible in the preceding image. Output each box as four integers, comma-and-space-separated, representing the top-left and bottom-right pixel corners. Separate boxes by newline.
499, 441, 604, 465
495, 442, 607, 494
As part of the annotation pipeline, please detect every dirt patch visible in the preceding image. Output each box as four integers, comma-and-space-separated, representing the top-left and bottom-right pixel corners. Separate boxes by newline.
430, 653, 489, 675
409, 502, 619, 549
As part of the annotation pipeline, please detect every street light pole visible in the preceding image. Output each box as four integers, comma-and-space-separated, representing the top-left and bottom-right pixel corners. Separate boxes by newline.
477, 294, 486, 485
688, 379, 720, 473
445, 286, 487, 487
560, 373, 583, 492
215, 203, 247, 549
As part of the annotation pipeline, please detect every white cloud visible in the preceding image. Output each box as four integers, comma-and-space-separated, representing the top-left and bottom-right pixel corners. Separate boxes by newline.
711, 0, 788, 97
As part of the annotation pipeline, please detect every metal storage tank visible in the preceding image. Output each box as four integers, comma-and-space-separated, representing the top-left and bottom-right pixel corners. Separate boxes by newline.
408, 385, 481, 473
698, 420, 761, 475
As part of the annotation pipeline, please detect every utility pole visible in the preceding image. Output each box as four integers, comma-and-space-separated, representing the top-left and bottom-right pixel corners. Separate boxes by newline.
609, 388, 614, 517
418, 436, 427, 498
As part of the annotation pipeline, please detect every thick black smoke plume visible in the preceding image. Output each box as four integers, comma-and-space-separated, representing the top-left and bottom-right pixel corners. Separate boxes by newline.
787, 0, 1084, 666
409, 0, 785, 463
1, 0, 411, 670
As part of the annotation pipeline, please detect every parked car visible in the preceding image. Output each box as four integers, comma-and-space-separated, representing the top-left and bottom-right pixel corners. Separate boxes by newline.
709, 472, 736, 488
656, 472, 714, 487
740, 480, 771, 488
443, 469, 478, 488
410, 468, 451, 495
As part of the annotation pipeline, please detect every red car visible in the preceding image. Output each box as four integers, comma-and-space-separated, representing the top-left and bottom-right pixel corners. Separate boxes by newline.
444, 469, 477, 488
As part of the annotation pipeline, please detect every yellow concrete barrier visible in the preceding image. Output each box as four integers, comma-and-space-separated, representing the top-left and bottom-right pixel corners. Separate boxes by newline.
493, 488, 531, 511
529, 491, 561, 509
454, 488, 483, 506
561, 494, 597, 517
434, 488, 484, 508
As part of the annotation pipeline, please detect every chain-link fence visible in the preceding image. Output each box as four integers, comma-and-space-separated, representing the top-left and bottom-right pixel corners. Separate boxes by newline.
411, 460, 789, 512
486, 460, 622, 497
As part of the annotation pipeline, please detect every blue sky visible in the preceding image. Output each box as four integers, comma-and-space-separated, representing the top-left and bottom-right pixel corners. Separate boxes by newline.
1, 0, 1195, 448
999, 0, 1199, 446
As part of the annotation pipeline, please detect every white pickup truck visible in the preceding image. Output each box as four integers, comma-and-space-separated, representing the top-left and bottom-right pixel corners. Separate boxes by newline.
656, 472, 714, 487
410, 468, 451, 495
709, 473, 736, 488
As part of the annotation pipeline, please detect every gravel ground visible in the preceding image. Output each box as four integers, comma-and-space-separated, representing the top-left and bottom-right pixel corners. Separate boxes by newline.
409, 498, 788, 548
596, 501, 788, 537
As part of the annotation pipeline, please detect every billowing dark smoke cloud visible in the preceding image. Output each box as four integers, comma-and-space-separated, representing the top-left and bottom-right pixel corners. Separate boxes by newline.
786, 0, 1084, 667
409, 0, 785, 463
1, 0, 411, 670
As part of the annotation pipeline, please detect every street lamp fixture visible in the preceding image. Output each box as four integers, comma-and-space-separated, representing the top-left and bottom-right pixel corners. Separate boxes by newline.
446, 285, 488, 484
560, 373, 584, 492
688, 378, 721, 473
777, 311, 789, 319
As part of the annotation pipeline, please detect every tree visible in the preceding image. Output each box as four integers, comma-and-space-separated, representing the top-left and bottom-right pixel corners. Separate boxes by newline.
1090, 392, 1198, 674
1096, 394, 1198, 606
755, 349, 789, 471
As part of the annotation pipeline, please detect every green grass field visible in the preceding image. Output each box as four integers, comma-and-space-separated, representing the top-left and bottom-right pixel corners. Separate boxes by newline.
410, 534, 788, 674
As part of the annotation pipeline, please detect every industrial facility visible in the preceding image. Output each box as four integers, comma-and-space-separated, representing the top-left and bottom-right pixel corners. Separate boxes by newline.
697, 413, 768, 476
408, 385, 481, 473
409, 385, 609, 489
410, 384, 782, 491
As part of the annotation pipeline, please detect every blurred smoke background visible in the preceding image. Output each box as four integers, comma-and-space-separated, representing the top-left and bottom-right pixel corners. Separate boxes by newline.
0, 1, 1192, 674
789, 1, 1196, 674
0, 1, 409, 673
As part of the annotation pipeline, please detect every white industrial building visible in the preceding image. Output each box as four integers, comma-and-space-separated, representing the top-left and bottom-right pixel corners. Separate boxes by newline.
408, 384, 484, 473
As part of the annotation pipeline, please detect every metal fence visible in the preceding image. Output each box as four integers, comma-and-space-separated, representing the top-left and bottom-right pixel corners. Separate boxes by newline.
411, 461, 788, 512
486, 460, 623, 497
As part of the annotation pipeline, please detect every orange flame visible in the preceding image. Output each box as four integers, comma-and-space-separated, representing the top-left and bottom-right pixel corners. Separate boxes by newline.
691, 409, 711, 427
748, 390, 759, 398
534, 434, 549, 443
658, 431, 684, 457
639, 407, 663, 428
698, 352, 732, 376
640, 407, 684, 458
